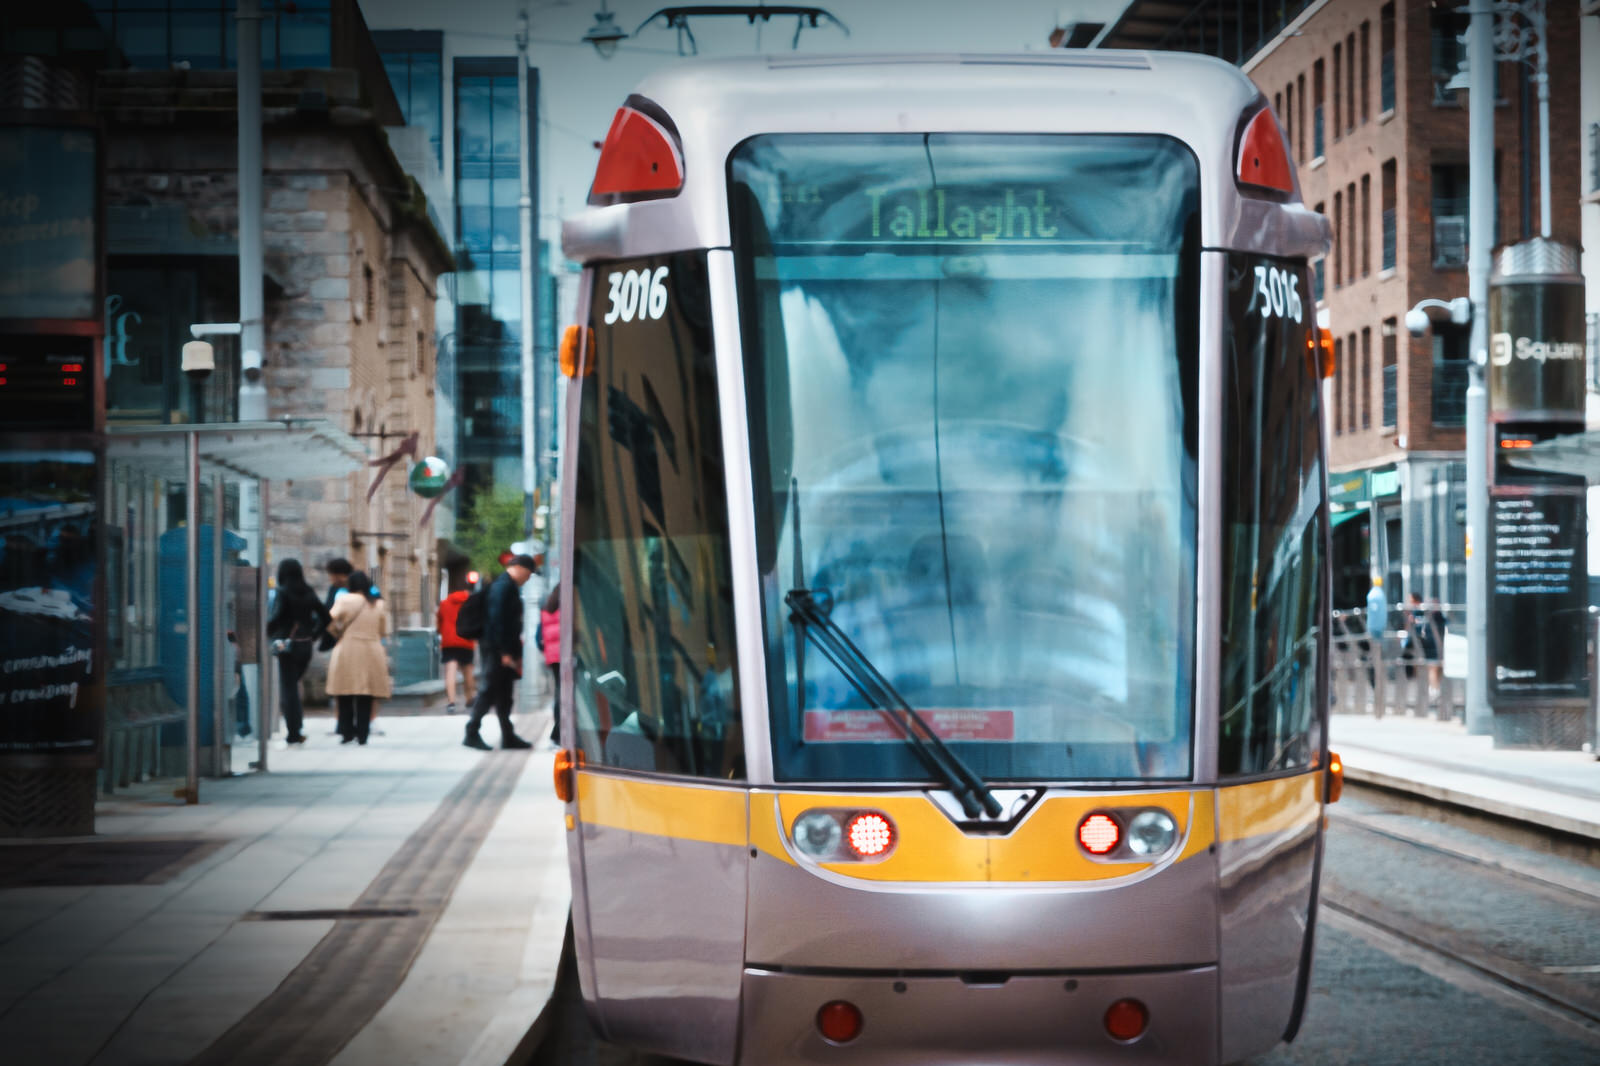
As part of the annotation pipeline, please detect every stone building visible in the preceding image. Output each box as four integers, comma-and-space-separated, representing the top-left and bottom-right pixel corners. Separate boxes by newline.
1098, 0, 1585, 610
101, 63, 452, 628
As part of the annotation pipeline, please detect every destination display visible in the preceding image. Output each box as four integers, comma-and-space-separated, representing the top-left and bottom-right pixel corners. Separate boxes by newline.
740, 134, 1196, 249
1488, 490, 1588, 703
0, 448, 101, 754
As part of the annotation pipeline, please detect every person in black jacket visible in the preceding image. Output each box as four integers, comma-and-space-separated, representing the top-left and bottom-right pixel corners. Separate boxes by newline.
267, 558, 332, 744
464, 554, 536, 750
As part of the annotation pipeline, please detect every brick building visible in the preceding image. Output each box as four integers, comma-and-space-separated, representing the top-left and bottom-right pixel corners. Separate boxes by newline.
100, 62, 452, 630
1099, 0, 1586, 609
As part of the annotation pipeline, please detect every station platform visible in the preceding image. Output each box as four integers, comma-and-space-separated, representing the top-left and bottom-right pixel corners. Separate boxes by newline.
0, 712, 571, 1066
1330, 713, 1600, 843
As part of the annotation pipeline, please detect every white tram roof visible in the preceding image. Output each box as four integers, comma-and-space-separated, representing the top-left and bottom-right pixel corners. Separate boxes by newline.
563, 51, 1331, 265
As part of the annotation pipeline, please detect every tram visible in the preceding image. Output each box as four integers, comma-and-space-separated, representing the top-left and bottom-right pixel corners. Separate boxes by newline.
553, 51, 1341, 1065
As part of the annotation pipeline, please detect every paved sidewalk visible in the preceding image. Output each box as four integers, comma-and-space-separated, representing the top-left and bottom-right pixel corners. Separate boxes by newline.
1331, 713, 1600, 841
0, 713, 570, 1066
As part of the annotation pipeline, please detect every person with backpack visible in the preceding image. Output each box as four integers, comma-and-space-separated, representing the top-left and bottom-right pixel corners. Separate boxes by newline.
266, 558, 331, 745
436, 581, 478, 714
462, 554, 536, 751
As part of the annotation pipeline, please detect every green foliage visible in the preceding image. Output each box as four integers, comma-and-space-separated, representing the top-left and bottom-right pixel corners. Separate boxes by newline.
454, 488, 525, 578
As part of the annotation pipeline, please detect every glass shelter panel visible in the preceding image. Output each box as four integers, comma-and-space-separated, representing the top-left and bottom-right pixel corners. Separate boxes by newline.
1218, 254, 1325, 777
571, 252, 744, 780
730, 134, 1200, 784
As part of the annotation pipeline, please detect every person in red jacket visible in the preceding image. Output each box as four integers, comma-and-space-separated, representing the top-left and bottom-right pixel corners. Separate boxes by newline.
437, 583, 478, 714
539, 585, 561, 744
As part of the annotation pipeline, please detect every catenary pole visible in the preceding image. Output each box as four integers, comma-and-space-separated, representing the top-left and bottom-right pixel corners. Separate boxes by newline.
518, 6, 537, 535
237, 0, 266, 421
1465, 1, 1494, 735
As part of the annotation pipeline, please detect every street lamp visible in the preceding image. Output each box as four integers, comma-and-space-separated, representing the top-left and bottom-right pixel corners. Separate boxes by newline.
584, 2, 628, 58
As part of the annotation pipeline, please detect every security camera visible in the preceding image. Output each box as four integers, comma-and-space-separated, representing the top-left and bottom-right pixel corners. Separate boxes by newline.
182, 340, 215, 379
1404, 308, 1431, 337
241, 348, 263, 382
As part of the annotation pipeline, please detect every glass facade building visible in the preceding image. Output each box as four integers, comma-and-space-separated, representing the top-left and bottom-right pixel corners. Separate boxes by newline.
86, 0, 332, 70
379, 31, 443, 169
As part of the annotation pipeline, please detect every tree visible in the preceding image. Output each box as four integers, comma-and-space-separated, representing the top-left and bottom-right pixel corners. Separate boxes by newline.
453, 488, 525, 580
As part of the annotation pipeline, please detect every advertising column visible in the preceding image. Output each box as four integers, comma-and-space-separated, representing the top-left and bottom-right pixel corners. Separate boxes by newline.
1486, 238, 1588, 749
0, 117, 105, 834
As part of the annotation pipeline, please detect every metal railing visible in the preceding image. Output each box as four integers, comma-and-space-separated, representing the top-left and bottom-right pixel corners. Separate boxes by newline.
1382, 363, 1398, 428
1330, 607, 1464, 721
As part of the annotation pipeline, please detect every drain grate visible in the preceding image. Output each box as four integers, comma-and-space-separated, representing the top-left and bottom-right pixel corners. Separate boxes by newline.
243, 907, 420, 922
0, 838, 220, 887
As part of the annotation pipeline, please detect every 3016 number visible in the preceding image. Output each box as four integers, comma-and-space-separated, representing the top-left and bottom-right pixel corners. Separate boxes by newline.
604, 266, 670, 324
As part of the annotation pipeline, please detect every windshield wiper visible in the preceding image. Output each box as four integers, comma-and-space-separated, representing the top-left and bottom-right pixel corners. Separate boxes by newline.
785, 588, 1002, 819
785, 482, 1000, 819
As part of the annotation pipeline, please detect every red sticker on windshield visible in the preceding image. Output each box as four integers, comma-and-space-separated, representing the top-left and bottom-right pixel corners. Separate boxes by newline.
803, 709, 1014, 742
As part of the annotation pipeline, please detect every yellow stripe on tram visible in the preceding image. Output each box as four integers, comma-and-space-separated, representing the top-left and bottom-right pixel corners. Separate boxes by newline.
575, 771, 747, 847
1215, 773, 1321, 844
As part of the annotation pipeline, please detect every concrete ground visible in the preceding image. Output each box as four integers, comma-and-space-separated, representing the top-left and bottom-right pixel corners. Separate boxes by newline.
0, 712, 569, 1066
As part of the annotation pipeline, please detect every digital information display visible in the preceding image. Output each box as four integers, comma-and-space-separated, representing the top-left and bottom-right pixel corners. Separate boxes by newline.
0, 334, 95, 431
1488, 489, 1589, 703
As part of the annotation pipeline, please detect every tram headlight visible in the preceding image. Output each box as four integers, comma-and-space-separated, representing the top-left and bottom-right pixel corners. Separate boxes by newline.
1125, 809, 1178, 857
792, 811, 843, 860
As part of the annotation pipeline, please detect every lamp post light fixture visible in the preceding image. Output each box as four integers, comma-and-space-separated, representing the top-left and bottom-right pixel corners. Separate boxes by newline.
584, 2, 628, 58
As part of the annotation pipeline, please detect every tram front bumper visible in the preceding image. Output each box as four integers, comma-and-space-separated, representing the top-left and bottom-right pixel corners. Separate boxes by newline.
737, 964, 1219, 1065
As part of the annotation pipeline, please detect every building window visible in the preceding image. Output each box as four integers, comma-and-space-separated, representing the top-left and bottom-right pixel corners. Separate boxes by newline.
1347, 331, 1359, 434
377, 36, 444, 168
1313, 59, 1325, 158
1361, 327, 1372, 429
1433, 326, 1470, 425
1312, 255, 1326, 303
1333, 335, 1344, 434
1332, 44, 1342, 140
1284, 84, 1294, 154
87, 0, 331, 71
1346, 182, 1357, 285
1360, 21, 1371, 124
1345, 32, 1356, 133
1332, 192, 1343, 287
1432, 1, 1469, 105
1382, 318, 1398, 429
1360, 174, 1371, 278
1432, 163, 1470, 268
359, 262, 375, 323
1382, 159, 1397, 270
1380, 4, 1396, 113
1297, 73, 1307, 161
455, 58, 529, 348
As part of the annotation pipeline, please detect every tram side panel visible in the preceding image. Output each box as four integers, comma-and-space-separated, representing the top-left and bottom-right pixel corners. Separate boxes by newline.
565, 251, 753, 1065
1212, 252, 1328, 1063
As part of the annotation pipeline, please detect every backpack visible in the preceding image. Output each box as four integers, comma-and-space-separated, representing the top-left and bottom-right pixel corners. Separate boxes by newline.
453, 584, 490, 641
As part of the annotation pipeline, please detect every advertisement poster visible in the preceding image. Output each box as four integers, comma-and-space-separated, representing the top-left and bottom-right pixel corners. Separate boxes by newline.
1488, 490, 1589, 703
0, 126, 98, 322
0, 449, 100, 753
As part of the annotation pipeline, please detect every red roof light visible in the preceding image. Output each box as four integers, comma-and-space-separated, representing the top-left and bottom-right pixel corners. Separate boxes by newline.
588, 105, 684, 204
1236, 107, 1295, 195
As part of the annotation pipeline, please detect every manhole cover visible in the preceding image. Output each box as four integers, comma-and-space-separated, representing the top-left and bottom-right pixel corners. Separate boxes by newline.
0, 838, 221, 887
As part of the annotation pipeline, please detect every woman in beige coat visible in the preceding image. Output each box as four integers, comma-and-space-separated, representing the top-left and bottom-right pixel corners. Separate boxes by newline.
325, 570, 391, 744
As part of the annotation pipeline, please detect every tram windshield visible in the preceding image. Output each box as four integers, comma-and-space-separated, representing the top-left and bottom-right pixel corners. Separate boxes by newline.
730, 134, 1200, 784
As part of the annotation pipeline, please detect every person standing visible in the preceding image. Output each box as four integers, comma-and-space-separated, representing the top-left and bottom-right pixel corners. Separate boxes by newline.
325, 570, 391, 745
464, 554, 536, 751
317, 557, 353, 652
437, 583, 478, 714
1365, 575, 1388, 710
265, 559, 330, 745
539, 585, 561, 745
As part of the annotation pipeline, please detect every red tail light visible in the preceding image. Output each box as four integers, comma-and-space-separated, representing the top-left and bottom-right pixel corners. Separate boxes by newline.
816, 1000, 863, 1044
1236, 106, 1294, 195
844, 812, 895, 859
1077, 813, 1121, 856
1104, 998, 1149, 1042
588, 104, 683, 204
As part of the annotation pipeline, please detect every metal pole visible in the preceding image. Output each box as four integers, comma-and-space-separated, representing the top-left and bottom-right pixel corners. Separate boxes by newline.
517, 6, 537, 535
257, 480, 270, 772
1465, 2, 1495, 735
237, 0, 267, 422
184, 431, 201, 803
212, 474, 227, 777
1535, 30, 1551, 239
259, 476, 272, 768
